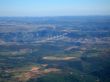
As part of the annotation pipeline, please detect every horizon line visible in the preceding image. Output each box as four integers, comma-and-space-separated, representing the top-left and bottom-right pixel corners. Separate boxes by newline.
0, 15, 110, 17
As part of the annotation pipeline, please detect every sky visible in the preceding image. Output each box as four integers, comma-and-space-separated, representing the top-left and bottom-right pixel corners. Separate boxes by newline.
0, 0, 110, 16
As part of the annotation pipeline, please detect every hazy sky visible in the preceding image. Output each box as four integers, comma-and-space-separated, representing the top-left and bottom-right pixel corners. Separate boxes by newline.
0, 0, 110, 16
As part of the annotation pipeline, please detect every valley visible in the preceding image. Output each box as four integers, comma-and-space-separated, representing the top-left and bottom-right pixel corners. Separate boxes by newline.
0, 16, 110, 82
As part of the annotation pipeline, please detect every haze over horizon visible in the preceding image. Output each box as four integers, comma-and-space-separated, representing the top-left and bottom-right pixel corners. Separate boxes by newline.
0, 0, 110, 16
